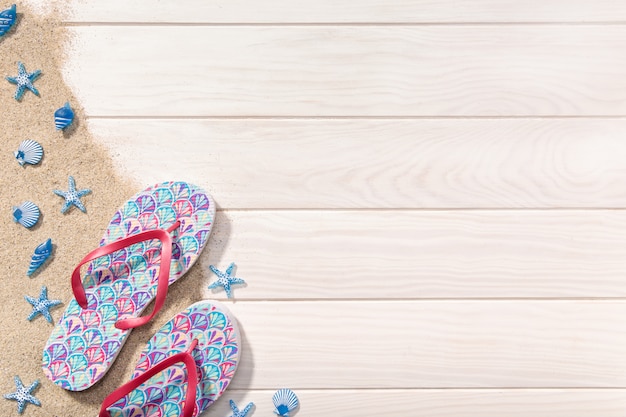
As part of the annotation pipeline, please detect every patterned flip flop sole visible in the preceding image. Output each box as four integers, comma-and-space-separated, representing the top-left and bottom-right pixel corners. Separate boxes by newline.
43, 181, 215, 391
106, 300, 240, 417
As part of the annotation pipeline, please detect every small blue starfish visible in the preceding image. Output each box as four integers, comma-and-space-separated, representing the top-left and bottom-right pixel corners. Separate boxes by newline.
208, 262, 246, 299
53, 175, 91, 214
229, 399, 254, 417
25, 286, 62, 323
4, 376, 41, 414
6, 62, 41, 100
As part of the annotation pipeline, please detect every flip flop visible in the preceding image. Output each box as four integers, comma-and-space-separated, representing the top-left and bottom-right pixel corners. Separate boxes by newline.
99, 300, 240, 417
43, 181, 216, 391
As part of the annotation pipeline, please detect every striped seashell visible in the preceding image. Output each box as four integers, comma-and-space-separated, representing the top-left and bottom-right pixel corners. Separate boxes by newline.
14, 139, 43, 166
54, 102, 75, 130
0, 4, 16, 37
12, 201, 40, 229
272, 388, 299, 417
28, 238, 53, 276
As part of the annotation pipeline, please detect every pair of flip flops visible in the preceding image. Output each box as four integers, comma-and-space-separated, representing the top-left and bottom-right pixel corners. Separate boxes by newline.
41, 181, 240, 417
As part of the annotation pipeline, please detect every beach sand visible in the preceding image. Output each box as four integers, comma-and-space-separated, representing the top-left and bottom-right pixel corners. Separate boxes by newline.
0, 4, 211, 415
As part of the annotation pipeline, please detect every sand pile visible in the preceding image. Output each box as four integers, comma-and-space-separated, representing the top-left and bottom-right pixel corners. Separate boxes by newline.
0, 3, 210, 415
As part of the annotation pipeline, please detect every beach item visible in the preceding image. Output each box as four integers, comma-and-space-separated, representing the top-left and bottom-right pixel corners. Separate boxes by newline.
26, 286, 62, 323
53, 175, 91, 214
43, 181, 215, 391
228, 400, 255, 417
12, 201, 40, 229
0, 4, 16, 37
4, 376, 40, 414
273, 389, 299, 417
99, 300, 240, 417
6, 62, 41, 100
54, 102, 74, 130
14, 139, 43, 166
208, 262, 246, 298
28, 238, 53, 276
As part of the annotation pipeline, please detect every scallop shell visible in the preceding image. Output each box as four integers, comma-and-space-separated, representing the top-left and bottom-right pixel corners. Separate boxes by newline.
54, 102, 75, 130
14, 139, 43, 166
0, 4, 16, 37
28, 238, 52, 276
272, 389, 299, 417
12, 201, 40, 229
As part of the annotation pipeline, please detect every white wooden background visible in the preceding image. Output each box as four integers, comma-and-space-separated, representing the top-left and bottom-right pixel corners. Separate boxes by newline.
59, 1, 626, 415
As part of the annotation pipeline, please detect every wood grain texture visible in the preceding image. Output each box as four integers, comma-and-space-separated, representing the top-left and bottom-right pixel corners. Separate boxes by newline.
50, 0, 626, 413
90, 118, 626, 209
225, 301, 626, 388
65, 0, 626, 23
206, 389, 626, 417
65, 26, 626, 117
198, 209, 626, 299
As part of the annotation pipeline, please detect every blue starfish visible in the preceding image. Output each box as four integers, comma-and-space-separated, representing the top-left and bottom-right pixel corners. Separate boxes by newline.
229, 399, 254, 417
4, 376, 41, 414
208, 262, 246, 298
53, 175, 91, 214
25, 286, 62, 323
6, 62, 41, 100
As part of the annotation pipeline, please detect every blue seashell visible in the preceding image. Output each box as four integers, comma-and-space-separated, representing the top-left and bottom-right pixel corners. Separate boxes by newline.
12, 201, 40, 229
14, 139, 43, 166
0, 4, 16, 37
54, 102, 74, 130
272, 389, 299, 417
27, 238, 52, 276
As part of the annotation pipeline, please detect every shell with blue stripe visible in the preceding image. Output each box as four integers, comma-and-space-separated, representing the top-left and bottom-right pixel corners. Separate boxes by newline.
0, 4, 16, 37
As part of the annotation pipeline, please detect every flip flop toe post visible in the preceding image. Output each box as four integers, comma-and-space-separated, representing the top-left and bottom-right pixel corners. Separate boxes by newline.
43, 181, 215, 391
100, 300, 240, 417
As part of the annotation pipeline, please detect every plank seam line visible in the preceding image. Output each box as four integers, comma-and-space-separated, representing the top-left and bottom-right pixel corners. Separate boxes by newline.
223, 387, 626, 391
214, 208, 626, 212
225, 387, 626, 391
206, 298, 626, 302
87, 115, 626, 120
63, 21, 626, 26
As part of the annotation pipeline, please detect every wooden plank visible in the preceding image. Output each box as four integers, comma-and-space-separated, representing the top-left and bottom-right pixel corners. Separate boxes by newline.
199, 210, 626, 299
225, 301, 626, 388
210, 389, 626, 417
90, 118, 626, 208
65, 0, 626, 23
66, 26, 626, 117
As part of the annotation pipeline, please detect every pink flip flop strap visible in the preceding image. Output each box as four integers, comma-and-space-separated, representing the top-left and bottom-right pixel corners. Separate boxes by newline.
71, 221, 180, 330
99, 339, 199, 417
